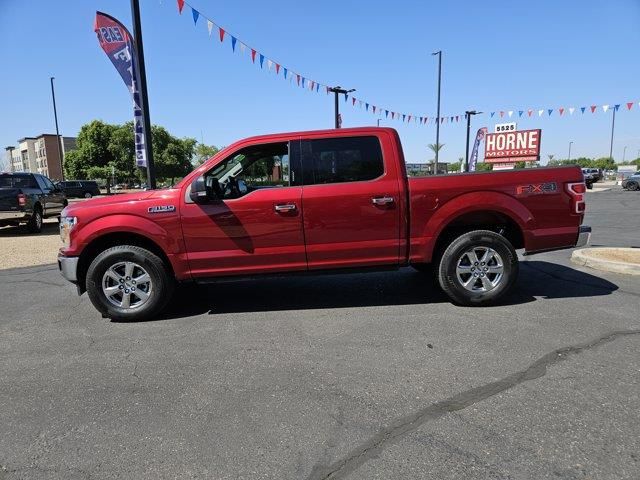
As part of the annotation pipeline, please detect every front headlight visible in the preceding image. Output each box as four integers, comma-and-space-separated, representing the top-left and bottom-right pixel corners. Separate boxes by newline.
59, 216, 77, 246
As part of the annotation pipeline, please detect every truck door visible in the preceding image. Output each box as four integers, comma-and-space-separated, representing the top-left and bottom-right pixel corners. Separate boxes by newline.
300, 135, 401, 269
180, 140, 307, 278
35, 174, 65, 215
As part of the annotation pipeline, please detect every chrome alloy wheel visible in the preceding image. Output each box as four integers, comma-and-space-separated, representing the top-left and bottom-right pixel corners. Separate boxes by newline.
455, 247, 504, 293
102, 261, 152, 309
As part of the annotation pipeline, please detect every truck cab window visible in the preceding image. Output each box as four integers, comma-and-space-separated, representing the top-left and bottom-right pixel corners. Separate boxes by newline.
205, 142, 290, 199
302, 136, 384, 185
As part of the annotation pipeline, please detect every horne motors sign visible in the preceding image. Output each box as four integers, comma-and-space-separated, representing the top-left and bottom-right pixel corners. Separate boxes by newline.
484, 129, 542, 163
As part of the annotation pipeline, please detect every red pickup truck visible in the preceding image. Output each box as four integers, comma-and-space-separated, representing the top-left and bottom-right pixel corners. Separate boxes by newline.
58, 127, 590, 321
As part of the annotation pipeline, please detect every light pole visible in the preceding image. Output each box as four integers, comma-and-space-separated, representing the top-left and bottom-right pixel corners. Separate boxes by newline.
568, 141, 573, 163
622, 146, 627, 163
608, 106, 616, 161
130, 0, 156, 189
464, 110, 481, 173
50, 77, 65, 181
432, 50, 442, 174
377, 119, 381, 127
328, 86, 355, 129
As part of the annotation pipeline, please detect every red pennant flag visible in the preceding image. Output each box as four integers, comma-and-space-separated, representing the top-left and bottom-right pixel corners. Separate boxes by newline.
219, 28, 225, 42
527, 109, 533, 117
407, 115, 411, 122
372, 106, 377, 114
455, 115, 459, 122
391, 112, 395, 120
177, 0, 185, 14
275, 64, 281, 75
590, 105, 597, 113
296, 74, 300, 86
352, 97, 356, 106
325, 86, 330, 95
559, 108, 565, 116
627, 102, 634, 110
251, 49, 256, 63
310, 80, 315, 90
499, 111, 504, 118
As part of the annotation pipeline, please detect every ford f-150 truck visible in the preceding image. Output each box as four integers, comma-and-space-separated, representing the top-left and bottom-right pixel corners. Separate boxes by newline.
58, 127, 590, 321
1, 172, 67, 233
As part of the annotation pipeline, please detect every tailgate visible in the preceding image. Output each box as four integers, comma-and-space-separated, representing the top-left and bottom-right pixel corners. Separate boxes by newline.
0, 189, 21, 211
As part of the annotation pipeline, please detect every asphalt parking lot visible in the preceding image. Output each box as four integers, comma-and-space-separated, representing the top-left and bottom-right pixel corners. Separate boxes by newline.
1, 189, 639, 479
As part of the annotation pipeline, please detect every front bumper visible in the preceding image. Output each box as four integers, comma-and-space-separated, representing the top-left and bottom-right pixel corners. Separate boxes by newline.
58, 255, 79, 282
575, 225, 591, 248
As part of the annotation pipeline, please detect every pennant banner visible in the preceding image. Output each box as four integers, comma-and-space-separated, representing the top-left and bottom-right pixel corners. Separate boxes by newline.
94, 11, 148, 168
173, 0, 639, 127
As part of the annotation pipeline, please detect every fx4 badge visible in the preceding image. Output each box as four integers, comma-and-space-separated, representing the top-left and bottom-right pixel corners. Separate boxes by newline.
148, 205, 176, 214
516, 182, 557, 195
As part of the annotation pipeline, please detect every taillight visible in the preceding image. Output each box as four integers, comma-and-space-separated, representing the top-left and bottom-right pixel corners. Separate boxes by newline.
17, 193, 26, 206
566, 182, 586, 214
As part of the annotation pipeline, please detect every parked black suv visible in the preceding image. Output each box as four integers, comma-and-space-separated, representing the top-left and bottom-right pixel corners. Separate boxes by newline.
0, 172, 67, 233
58, 180, 101, 198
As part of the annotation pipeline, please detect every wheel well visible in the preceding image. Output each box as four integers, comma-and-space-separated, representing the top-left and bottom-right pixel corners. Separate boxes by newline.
77, 232, 175, 293
432, 211, 524, 261
33, 202, 42, 212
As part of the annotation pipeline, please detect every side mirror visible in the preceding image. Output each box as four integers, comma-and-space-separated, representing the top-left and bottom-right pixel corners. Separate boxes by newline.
189, 175, 220, 203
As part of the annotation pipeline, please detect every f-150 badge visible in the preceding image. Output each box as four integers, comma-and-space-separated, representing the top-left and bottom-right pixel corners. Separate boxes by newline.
148, 205, 176, 213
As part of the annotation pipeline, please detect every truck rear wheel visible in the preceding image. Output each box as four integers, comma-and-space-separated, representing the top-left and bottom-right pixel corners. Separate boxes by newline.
26, 207, 43, 233
437, 230, 518, 306
86, 245, 174, 321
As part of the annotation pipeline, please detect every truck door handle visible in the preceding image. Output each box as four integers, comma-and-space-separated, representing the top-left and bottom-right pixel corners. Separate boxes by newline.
371, 196, 394, 206
274, 203, 297, 213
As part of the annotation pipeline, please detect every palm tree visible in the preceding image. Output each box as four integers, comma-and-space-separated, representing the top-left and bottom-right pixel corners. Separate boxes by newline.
547, 154, 555, 163
428, 143, 445, 158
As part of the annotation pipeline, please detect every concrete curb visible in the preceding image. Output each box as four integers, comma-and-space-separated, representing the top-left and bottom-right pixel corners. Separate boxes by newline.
571, 248, 640, 276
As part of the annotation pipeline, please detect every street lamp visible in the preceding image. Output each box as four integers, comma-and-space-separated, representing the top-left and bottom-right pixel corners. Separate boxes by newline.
568, 141, 573, 163
622, 146, 627, 163
432, 50, 442, 174
49, 77, 65, 181
464, 110, 482, 173
328, 86, 355, 129
608, 106, 616, 161
377, 119, 381, 127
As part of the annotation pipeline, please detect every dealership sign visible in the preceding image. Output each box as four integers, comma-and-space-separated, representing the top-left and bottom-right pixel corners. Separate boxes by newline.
484, 129, 542, 163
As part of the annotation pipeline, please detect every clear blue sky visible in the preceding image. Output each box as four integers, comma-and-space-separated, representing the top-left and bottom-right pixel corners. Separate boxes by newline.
1, 0, 639, 169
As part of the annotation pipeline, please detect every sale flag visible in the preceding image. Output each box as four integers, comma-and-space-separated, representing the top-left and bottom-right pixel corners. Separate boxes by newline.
469, 127, 488, 172
94, 12, 147, 168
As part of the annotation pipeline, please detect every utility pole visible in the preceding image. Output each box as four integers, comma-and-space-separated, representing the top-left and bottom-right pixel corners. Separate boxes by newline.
432, 51, 442, 174
608, 107, 616, 162
328, 86, 355, 129
464, 110, 481, 173
622, 146, 627, 163
130, 0, 156, 189
568, 141, 573, 163
377, 119, 381, 127
50, 77, 65, 181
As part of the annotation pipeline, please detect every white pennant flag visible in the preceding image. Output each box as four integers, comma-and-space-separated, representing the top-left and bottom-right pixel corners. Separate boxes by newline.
602, 105, 609, 112
239, 42, 246, 54
508, 111, 513, 118
569, 107, 575, 115
538, 109, 544, 116
267, 59, 273, 71
359, 100, 363, 108
207, 20, 213, 36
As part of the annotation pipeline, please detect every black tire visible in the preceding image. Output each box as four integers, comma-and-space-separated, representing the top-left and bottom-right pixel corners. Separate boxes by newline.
26, 206, 43, 233
437, 230, 518, 306
628, 182, 639, 191
84, 192, 92, 198
86, 245, 175, 321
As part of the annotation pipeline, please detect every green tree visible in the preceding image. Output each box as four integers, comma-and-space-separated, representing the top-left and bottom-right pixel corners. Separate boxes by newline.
151, 125, 196, 184
514, 161, 526, 169
476, 163, 493, 172
448, 157, 462, 172
591, 157, 615, 170
427, 143, 445, 159
194, 143, 220, 166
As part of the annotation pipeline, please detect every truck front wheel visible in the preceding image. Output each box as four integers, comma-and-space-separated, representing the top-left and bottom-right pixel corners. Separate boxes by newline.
437, 230, 518, 306
86, 245, 174, 321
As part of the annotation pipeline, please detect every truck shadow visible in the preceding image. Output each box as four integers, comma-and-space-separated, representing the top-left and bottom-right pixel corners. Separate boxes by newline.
154, 261, 618, 321
0, 220, 59, 237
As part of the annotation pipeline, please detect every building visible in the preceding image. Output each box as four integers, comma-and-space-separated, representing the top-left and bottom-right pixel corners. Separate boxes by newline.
4, 134, 76, 180
405, 162, 449, 176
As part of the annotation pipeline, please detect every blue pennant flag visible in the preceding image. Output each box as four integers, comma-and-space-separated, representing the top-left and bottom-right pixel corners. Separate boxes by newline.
316, 83, 320, 92
301, 77, 305, 88
518, 110, 523, 117
490, 112, 495, 118
231, 36, 237, 52
548, 109, 553, 116
283, 68, 288, 79
385, 110, 389, 118
344, 93, 348, 102
580, 107, 586, 114
614, 104, 620, 111
259, 54, 264, 69
192, 8, 199, 25
365, 103, 369, 111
